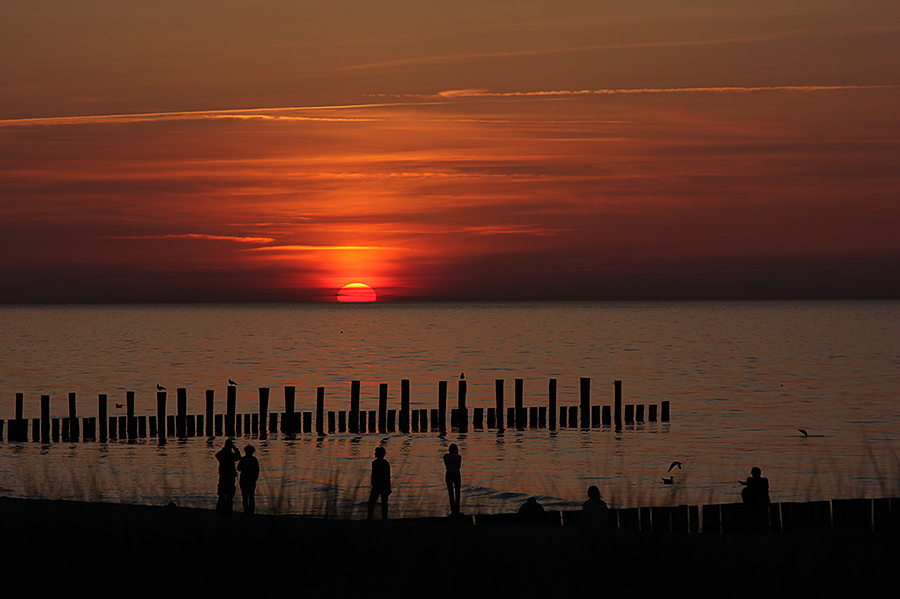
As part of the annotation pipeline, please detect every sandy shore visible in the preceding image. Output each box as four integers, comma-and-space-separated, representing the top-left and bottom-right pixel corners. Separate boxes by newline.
0, 497, 895, 595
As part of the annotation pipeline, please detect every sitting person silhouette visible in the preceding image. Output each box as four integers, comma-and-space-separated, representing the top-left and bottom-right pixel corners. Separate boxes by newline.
740, 466, 770, 531
518, 496, 546, 524
580, 485, 609, 529
367, 446, 391, 520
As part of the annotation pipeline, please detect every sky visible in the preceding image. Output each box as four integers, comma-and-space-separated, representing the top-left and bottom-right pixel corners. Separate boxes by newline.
1, 1, 899, 302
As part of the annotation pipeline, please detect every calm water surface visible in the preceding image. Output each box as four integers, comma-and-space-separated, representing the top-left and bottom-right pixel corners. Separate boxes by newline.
1, 302, 898, 516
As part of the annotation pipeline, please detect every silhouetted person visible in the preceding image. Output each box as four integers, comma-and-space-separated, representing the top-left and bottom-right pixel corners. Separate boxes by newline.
367, 446, 391, 520
740, 466, 770, 531
443, 443, 462, 515
518, 496, 545, 524
238, 444, 260, 516
215, 439, 240, 515
580, 485, 609, 529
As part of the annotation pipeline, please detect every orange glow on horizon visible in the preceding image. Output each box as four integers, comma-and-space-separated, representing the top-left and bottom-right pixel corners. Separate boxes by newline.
336, 283, 378, 303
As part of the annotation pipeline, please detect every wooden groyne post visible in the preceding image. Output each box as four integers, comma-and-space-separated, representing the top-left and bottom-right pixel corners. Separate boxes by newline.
495, 379, 505, 431
99, 394, 108, 442
156, 390, 166, 441
580, 378, 590, 429
316, 386, 325, 435
258, 387, 269, 439
205, 390, 214, 436
457, 379, 467, 432
68, 392, 78, 442
514, 379, 524, 430
437, 380, 447, 433
378, 383, 387, 434
127, 391, 137, 439
283, 386, 295, 434
350, 381, 360, 434
548, 378, 557, 430
614, 380, 622, 429
176, 388, 187, 438
40, 395, 50, 444
226, 385, 236, 437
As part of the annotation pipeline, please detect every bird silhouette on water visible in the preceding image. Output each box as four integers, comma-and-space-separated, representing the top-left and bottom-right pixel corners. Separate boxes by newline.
661, 476, 674, 485
799, 429, 808, 437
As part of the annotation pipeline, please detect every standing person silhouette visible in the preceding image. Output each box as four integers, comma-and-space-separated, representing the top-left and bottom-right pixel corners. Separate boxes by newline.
238, 445, 260, 516
215, 439, 241, 515
443, 443, 462, 515
367, 446, 391, 520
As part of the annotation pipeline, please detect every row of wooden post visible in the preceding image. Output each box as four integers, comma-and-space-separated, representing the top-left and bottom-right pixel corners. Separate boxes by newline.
474, 496, 900, 534
3, 378, 671, 443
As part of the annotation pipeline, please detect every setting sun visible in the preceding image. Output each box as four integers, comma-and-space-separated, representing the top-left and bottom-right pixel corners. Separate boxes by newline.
336, 283, 377, 303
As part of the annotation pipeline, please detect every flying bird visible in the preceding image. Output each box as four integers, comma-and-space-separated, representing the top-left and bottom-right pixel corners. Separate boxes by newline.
668, 461, 683, 472
799, 429, 808, 437
661, 476, 674, 485
156, 384, 166, 391
229, 378, 237, 386
115, 403, 123, 409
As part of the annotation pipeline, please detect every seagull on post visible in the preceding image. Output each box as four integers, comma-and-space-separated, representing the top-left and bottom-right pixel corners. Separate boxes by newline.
229, 378, 237, 386
156, 384, 166, 391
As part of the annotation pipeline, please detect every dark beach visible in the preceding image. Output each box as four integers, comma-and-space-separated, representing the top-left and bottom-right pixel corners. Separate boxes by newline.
1, 497, 895, 596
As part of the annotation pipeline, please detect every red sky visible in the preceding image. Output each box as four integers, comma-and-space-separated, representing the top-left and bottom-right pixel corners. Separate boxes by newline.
2, 1, 899, 302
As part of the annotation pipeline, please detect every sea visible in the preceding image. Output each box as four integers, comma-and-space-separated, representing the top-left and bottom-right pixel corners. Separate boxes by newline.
0, 301, 898, 518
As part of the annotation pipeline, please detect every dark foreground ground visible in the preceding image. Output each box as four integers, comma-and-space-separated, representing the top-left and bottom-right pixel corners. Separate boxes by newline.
1, 497, 896, 596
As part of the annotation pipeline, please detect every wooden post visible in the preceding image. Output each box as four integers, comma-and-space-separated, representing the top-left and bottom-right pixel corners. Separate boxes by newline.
51, 419, 59, 442
328, 411, 336, 433
602, 405, 611, 426
495, 380, 505, 431
138, 416, 147, 438
166, 415, 174, 436
529, 406, 538, 428
515, 379, 524, 431
350, 381, 360, 434
236, 414, 242, 436
487, 407, 496, 428
214, 414, 223, 437
614, 380, 622, 429
580, 378, 590, 429
591, 405, 601, 427
538, 406, 546, 428
258, 387, 269, 440
269, 413, 277, 433
205, 390, 214, 436
157, 391, 167, 442
702, 504, 721, 534
226, 385, 236, 437
359, 410, 367, 433
251, 413, 259, 435
624, 404, 634, 424
121, 391, 133, 439
411, 410, 419, 433
420, 408, 428, 431
507, 407, 515, 428
649, 404, 658, 422
40, 395, 50, 444
636, 404, 644, 423
437, 381, 446, 433
313, 386, 324, 435
568, 406, 577, 428
284, 385, 296, 434
108, 416, 118, 440
400, 379, 410, 434
429, 409, 438, 431
378, 383, 387, 434
548, 378, 557, 430
338, 410, 346, 433
187, 415, 196, 437
83, 417, 96, 441
68, 392, 78, 442
62, 416, 70, 442
149, 416, 157, 437
661, 400, 670, 422
176, 388, 187, 438
388, 410, 397, 432
473, 407, 484, 429
457, 379, 467, 432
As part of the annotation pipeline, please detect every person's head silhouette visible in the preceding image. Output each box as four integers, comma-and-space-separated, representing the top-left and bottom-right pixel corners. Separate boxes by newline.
587, 485, 601, 499
375, 446, 386, 458
244, 444, 255, 456
448, 443, 458, 454
751, 467, 761, 478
